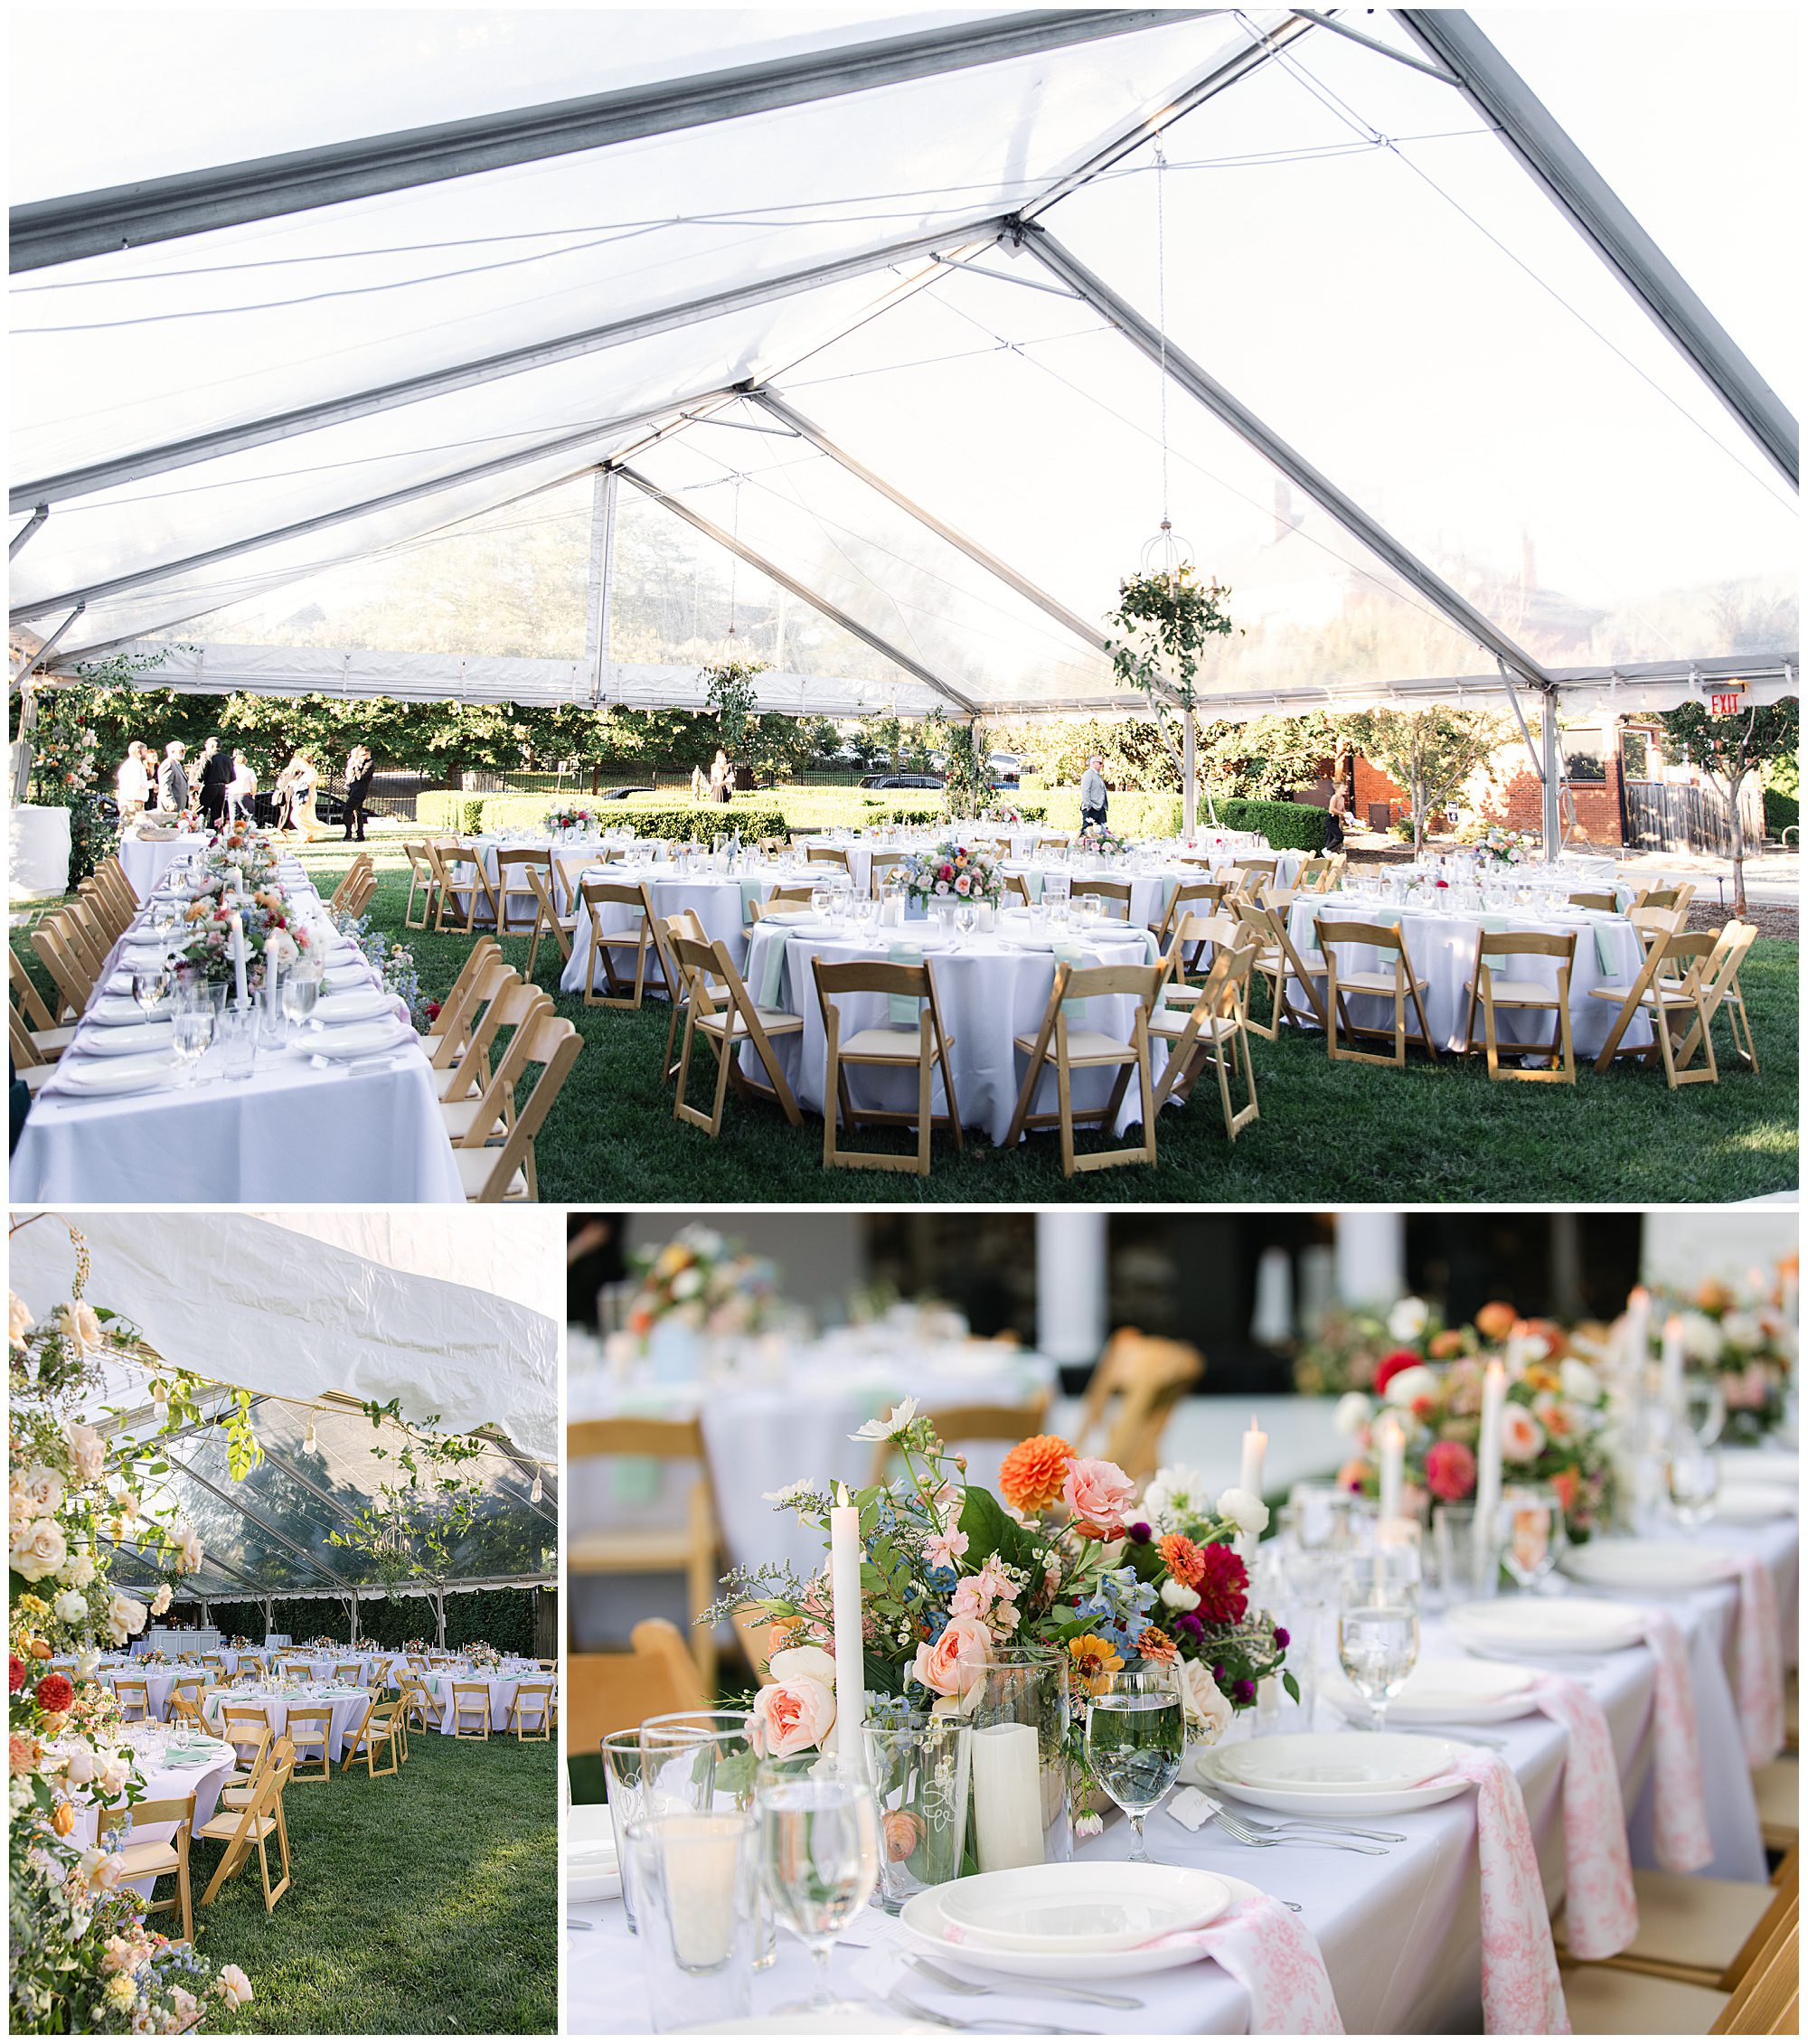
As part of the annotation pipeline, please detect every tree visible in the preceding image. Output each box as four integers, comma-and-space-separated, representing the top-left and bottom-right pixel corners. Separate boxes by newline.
1199, 711, 1350, 799
1653, 697, 1799, 915
1341, 708, 1510, 854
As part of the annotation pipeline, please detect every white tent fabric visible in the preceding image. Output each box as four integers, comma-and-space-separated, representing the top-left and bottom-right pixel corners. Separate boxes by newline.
9, 8, 1796, 716
9, 1210, 558, 1464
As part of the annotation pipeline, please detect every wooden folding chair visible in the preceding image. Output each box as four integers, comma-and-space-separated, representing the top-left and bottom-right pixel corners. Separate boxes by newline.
805, 844, 851, 873
1150, 928, 1260, 1137
1074, 1330, 1205, 1482
112, 1793, 195, 1945
1070, 878, 1134, 921
669, 932, 804, 1137
10, 947, 63, 1038
196, 1756, 291, 1913
656, 911, 711, 1083
1459, 928, 1577, 1083
344, 1696, 400, 1776
1589, 929, 1721, 1086
494, 848, 551, 946
401, 839, 439, 928
1556, 1850, 1797, 1992
508, 1680, 555, 1740
1629, 904, 1687, 954
285, 1703, 334, 1782
748, 884, 816, 920
523, 862, 578, 981
568, 1623, 711, 1749
457, 1014, 582, 1202
567, 1418, 723, 1691
327, 854, 374, 912
165, 1690, 206, 1730
1003, 871, 1034, 906
1632, 882, 1694, 914
578, 877, 669, 1008
1230, 898, 1329, 1038
218, 1719, 273, 1809
433, 958, 523, 1106
1156, 881, 1228, 965
868, 1394, 1051, 1485
441, 984, 551, 1146
432, 840, 501, 934
279, 1661, 312, 1685
112, 1677, 150, 1722
1295, 856, 1335, 893
1670, 921, 1760, 1076
32, 922, 96, 1022
450, 1683, 492, 1740
426, 939, 506, 1079
1319, 918, 1440, 1067
1231, 857, 1280, 898
813, 955, 964, 1178
1568, 890, 1618, 913
1003, 960, 1163, 1176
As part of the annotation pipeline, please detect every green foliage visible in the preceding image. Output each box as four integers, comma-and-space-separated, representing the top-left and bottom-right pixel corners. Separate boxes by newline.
1199, 712, 1346, 798
1763, 787, 1798, 836
700, 656, 767, 754
322, 1399, 488, 1597
1214, 797, 1329, 852
1341, 707, 1509, 852
933, 719, 997, 818
203, 1587, 542, 1656
461, 798, 486, 833
1103, 564, 1238, 714
1653, 699, 1797, 784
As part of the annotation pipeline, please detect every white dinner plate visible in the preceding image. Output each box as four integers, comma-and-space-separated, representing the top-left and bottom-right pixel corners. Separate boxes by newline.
301, 1020, 415, 1060
1445, 1596, 1646, 1659
687, 2019, 940, 2036
899, 1871, 1267, 1983
79, 1021, 174, 1056
90, 995, 166, 1024
1209, 1732, 1456, 1795
323, 963, 372, 991
1186, 1742, 1472, 1818
313, 986, 394, 1024
54, 1052, 182, 1096
934, 1863, 1229, 1955
1559, 1540, 1738, 1591
1329, 1660, 1540, 1725
1713, 1487, 1798, 1523
762, 910, 830, 928
1719, 1448, 1799, 1483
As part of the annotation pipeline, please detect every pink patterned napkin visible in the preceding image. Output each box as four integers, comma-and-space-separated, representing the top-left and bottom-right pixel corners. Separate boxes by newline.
1426, 1750, 1569, 2035
1637, 1609, 1714, 1872
1527, 1674, 1637, 1959
1139, 1894, 1344, 2034
1728, 1556, 1785, 1766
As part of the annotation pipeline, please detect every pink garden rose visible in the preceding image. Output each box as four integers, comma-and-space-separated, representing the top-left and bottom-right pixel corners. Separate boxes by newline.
1499, 1405, 1546, 1462
911, 1615, 993, 1705
1425, 1440, 1477, 1502
1061, 1457, 1137, 1540
747, 1644, 837, 1757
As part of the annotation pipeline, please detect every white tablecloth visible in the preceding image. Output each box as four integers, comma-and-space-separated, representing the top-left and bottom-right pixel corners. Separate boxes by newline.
99, 1663, 211, 1722
71, 1727, 236, 1898
736, 918, 1155, 1145
118, 833, 208, 901
1285, 896, 1653, 1057
12, 864, 465, 1202
570, 1514, 1794, 2033
203, 1686, 371, 1762
418, 1665, 541, 1732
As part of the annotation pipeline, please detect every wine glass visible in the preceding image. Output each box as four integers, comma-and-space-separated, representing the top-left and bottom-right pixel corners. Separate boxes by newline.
1082, 1663, 1185, 1862
1497, 1484, 1565, 1592
281, 970, 321, 1047
170, 1003, 214, 1088
755, 1760, 879, 2014
1336, 1571, 1419, 1733
1681, 1374, 1727, 1449
1668, 1445, 1720, 1529
809, 884, 831, 923
953, 902, 977, 949
132, 965, 172, 1022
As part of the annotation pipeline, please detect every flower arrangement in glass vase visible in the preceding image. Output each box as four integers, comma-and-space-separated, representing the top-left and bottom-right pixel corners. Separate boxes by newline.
300, 1635, 336, 1651
1075, 820, 1128, 857
979, 804, 1023, 828
899, 841, 1003, 909
546, 804, 597, 835
710, 1407, 1287, 1853
9, 1225, 252, 2033
624, 1224, 777, 1340
400, 1637, 430, 1658
1331, 1303, 1616, 1540
1649, 1265, 1797, 1442
1464, 822, 1534, 865
463, 1642, 503, 1673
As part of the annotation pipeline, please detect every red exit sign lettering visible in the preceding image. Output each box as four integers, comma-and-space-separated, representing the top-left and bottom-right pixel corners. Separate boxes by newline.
1710, 691, 1746, 715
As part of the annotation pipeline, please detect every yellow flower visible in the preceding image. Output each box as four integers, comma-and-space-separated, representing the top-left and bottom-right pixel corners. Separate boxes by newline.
1066, 1634, 1125, 1691
19, 1595, 47, 1615
105, 1973, 137, 2011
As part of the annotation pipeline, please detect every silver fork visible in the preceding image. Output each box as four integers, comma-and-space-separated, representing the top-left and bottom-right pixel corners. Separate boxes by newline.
1210, 1809, 1407, 1844
885, 1983, 1097, 2034
1210, 1805, 1389, 1854
902, 1953, 1143, 2011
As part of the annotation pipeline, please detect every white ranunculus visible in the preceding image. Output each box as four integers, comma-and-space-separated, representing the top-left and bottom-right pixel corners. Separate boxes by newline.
8, 1292, 32, 1349
1559, 1359, 1601, 1405
1216, 1486, 1269, 1538
1382, 1364, 1438, 1408
11, 1519, 68, 1582
53, 1589, 87, 1625
60, 1745, 97, 1787
1387, 1296, 1429, 1342
61, 1549, 97, 1588
851, 1398, 919, 1443
60, 1303, 103, 1352
1159, 1579, 1201, 1612
1333, 1392, 1373, 1438
767, 1644, 837, 1691
1178, 1659, 1233, 1745
150, 1585, 173, 1617
107, 1592, 147, 1644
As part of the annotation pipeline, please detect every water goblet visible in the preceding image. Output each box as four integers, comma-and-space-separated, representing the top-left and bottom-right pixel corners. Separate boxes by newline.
755, 1757, 880, 2015
810, 884, 832, 923
281, 969, 321, 1048
1335, 1570, 1419, 1734
1497, 1484, 1565, 1592
1681, 1374, 1727, 1448
1667, 1445, 1720, 1529
953, 903, 977, 948
170, 1003, 214, 1088
133, 965, 172, 1022
1082, 1663, 1184, 1862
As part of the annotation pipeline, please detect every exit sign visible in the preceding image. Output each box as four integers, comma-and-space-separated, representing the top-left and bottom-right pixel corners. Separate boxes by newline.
1710, 691, 1746, 716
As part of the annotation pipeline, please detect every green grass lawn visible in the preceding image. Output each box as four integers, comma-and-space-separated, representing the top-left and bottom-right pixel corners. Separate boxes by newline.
15, 838, 1797, 1202
196, 1724, 556, 2036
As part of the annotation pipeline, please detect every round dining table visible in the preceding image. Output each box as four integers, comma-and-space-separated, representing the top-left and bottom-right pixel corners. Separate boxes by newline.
202, 1682, 372, 1762
416, 1663, 545, 1733
66, 1723, 238, 1898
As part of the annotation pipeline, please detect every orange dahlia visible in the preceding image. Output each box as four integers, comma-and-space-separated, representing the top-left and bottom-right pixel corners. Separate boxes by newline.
1136, 1625, 1178, 1664
998, 1434, 1075, 1513
1159, 1532, 1206, 1588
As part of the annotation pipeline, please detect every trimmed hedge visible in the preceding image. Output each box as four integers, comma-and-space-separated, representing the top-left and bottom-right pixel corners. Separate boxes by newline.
417, 789, 1052, 835
203, 1588, 541, 1656
1763, 788, 1798, 838
1213, 796, 1329, 852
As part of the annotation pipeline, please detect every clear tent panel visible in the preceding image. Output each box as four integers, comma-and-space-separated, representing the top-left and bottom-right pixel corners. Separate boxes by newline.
1043, 23, 1798, 668
10, 13, 1248, 479
773, 268, 1492, 700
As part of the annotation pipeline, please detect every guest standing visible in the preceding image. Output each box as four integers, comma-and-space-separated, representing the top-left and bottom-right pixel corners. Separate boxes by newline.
197, 737, 232, 826
1079, 753, 1109, 830
156, 740, 190, 815
227, 749, 259, 824
709, 749, 732, 805
115, 741, 151, 819
283, 752, 324, 841
342, 744, 374, 842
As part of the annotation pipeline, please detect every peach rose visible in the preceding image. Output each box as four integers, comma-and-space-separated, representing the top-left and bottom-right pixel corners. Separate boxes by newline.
911, 1615, 993, 1706
747, 1644, 837, 1758
1060, 1456, 1136, 1540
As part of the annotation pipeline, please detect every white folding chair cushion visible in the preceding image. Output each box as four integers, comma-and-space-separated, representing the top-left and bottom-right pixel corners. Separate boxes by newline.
839, 1021, 942, 1060
1469, 976, 1560, 1004
1015, 1027, 1135, 1063
1338, 967, 1429, 995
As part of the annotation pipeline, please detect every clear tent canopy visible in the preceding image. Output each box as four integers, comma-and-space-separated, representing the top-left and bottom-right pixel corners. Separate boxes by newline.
9, 1211, 560, 1620
8, 8, 1798, 760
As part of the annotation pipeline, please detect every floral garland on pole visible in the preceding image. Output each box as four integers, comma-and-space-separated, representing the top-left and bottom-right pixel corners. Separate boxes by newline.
9, 1221, 252, 2033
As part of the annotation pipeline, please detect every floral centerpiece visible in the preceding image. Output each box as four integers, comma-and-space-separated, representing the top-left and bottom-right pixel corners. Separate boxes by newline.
979, 805, 1023, 828
300, 1635, 335, 1652
137, 1648, 167, 1667
712, 1407, 1287, 1863
1293, 1293, 1464, 1398
1466, 823, 1534, 866
175, 871, 313, 992
464, 1643, 503, 1673
547, 805, 597, 834
1331, 1305, 1615, 1540
1075, 821, 1127, 856
1651, 1268, 1797, 1442
10, 1229, 252, 2032
625, 1225, 777, 1340
401, 1637, 430, 1658
898, 842, 1003, 909
202, 818, 280, 889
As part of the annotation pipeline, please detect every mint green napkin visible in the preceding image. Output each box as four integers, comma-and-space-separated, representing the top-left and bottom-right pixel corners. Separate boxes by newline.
739, 878, 767, 922
1587, 915, 1623, 976
608, 1459, 664, 1506
1019, 870, 1046, 904
755, 928, 788, 1009
1474, 914, 1514, 972
1050, 940, 1087, 1019
886, 942, 924, 1025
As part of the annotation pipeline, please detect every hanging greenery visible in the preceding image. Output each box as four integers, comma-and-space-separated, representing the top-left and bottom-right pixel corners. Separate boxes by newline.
1104, 565, 1238, 827
322, 1399, 490, 1597
933, 717, 997, 819
699, 656, 769, 756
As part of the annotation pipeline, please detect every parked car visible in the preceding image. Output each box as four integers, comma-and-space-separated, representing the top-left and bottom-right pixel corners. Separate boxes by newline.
858, 771, 946, 790
989, 752, 1024, 785
598, 786, 656, 801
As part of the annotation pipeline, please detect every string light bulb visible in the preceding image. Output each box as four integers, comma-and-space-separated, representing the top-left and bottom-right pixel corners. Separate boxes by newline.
529, 1473, 543, 1504
304, 1418, 316, 1451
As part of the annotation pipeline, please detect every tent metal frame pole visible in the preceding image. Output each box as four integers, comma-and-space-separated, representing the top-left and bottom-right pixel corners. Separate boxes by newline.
12, 603, 84, 683
9, 393, 728, 623
10, 222, 1004, 511
614, 462, 981, 715
10, 504, 49, 557
1016, 221, 1554, 688
1498, 659, 1548, 786
586, 469, 620, 707
1541, 687, 1563, 862
1287, 10, 1457, 81
749, 387, 1110, 653
1182, 705, 1198, 838
1396, 9, 1798, 488
12, 12, 1203, 270
164, 1446, 354, 1587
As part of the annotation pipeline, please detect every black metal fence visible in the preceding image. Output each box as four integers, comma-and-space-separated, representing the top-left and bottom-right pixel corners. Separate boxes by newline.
1621, 778, 1763, 855
345, 764, 878, 819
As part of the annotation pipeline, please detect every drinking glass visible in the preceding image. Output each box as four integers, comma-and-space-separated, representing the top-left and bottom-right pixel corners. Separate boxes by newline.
132, 965, 172, 1022
852, 895, 877, 936
281, 970, 321, 1046
809, 884, 831, 922
600, 1730, 654, 1934
862, 1714, 970, 1912
1497, 1484, 1565, 1592
756, 1759, 879, 2015
1668, 1446, 1720, 1529
639, 1710, 776, 1968
1082, 1663, 1184, 1862
1681, 1374, 1727, 1449
170, 1003, 213, 1087
625, 1812, 759, 2033
953, 903, 977, 948
219, 1004, 258, 1082
1433, 1501, 1500, 1606
1336, 1572, 1419, 1732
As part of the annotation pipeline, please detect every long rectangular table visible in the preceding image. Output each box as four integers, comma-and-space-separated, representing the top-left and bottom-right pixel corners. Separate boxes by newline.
567, 1512, 1795, 2034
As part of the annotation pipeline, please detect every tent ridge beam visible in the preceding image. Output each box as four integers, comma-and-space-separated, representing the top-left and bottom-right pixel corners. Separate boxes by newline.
1014, 220, 1552, 686
749, 386, 1112, 655
11, 13, 1206, 271
163, 1446, 353, 1587
614, 461, 980, 716
9, 222, 1006, 512
1395, 9, 1798, 488
1287, 11, 1457, 81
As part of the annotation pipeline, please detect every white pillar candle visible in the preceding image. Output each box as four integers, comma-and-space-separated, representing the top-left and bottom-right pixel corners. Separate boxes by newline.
1238, 1415, 1267, 1564
1378, 1416, 1405, 1525
230, 913, 249, 1009
1249, 1248, 1294, 1347
660, 1816, 747, 1969
828, 1484, 865, 1760
970, 1720, 1044, 1871
1624, 1286, 1651, 1384
1661, 1316, 1686, 1409
1474, 1361, 1506, 1566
